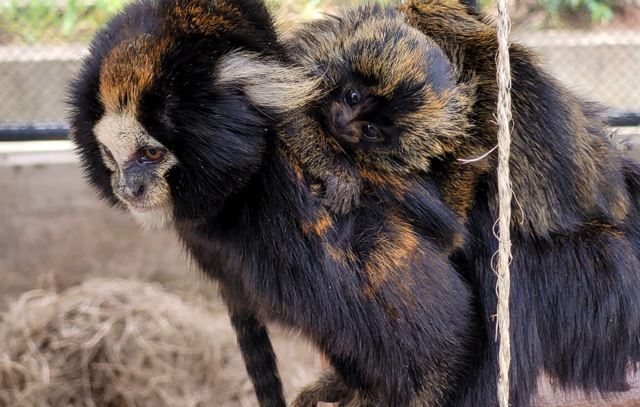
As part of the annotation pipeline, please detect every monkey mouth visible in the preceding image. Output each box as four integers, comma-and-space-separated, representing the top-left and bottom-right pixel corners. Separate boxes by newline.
129, 205, 154, 212
125, 201, 161, 213
115, 193, 161, 213
117, 192, 171, 214
322, 123, 354, 157
326, 133, 352, 157
127, 203, 164, 213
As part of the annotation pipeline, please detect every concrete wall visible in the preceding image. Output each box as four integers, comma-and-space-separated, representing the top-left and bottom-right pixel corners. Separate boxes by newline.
0, 142, 208, 302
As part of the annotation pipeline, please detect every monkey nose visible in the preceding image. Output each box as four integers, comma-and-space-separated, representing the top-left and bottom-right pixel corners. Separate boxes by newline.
334, 130, 361, 151
132, 183, 146, 198
119, 182, 146, 200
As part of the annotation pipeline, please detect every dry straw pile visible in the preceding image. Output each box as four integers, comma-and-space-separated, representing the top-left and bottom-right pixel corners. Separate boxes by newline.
0, 279, 256, 407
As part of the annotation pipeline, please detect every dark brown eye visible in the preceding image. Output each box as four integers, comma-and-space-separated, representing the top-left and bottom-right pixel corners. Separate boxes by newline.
139, 147, 166, 163
344, 89, 361, 107
362, 124, 382, 141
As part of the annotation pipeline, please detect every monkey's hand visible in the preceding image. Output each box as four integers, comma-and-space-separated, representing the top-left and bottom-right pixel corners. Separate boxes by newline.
291, 370, 352, 407
323, 173, 362, 215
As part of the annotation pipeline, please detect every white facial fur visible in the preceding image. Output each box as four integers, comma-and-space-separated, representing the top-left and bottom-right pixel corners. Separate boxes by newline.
216, 51, 322, 114
93, 111, 177, 229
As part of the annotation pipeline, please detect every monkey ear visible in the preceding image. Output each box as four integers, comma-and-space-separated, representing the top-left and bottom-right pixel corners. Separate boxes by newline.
424, 46, 455, 94
216, 51, 322, 115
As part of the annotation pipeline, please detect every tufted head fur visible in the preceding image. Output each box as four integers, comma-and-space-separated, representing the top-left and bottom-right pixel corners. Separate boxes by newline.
283, 5, 473, 177
278, 5, 473, 214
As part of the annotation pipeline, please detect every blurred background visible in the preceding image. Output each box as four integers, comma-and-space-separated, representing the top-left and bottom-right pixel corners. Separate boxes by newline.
0, 0, 639, 406
1, 0, 639, 133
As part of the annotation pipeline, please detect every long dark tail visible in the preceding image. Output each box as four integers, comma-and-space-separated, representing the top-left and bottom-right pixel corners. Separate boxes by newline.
230, 311, 287, 407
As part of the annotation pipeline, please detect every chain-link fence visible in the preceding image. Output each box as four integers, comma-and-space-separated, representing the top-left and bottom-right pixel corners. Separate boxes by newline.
0, 44, 85, 138
0, 1, 639, 141
515, 29, 640, 116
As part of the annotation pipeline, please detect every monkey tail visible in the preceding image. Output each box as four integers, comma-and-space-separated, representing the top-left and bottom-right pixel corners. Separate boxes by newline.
230, 312, 287, 407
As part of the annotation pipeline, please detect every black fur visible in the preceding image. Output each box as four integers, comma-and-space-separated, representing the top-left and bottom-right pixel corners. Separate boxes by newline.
175, 151, 477, 405
230, 312, 285, 407
400, 1, 640, 405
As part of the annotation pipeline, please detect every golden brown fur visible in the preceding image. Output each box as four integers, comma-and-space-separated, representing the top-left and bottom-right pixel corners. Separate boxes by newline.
99, 36, 173, 115
281, 5, 474, 214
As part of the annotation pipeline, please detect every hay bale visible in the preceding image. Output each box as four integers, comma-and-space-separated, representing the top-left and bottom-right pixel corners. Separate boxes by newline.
0, 278, 255, 407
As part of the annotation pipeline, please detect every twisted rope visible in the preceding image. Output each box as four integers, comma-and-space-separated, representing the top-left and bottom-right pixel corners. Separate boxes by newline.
494, 0, 514, 405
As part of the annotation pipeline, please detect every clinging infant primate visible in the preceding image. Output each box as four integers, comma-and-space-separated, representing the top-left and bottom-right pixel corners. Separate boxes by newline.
282, 6, 478, 405
289, 1, 640, 406
281, 4, 473, 216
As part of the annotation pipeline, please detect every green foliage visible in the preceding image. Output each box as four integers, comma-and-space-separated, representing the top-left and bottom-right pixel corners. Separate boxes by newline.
0, 0, 618, 44
0, 0, 363, 43
0, 0, 130, 44
540, 0, 614, 23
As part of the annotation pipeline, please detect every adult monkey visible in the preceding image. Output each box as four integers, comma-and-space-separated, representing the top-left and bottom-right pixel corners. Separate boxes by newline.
69, 0, 303, 404
69, 0, 476, 405
396, 0, 640, 406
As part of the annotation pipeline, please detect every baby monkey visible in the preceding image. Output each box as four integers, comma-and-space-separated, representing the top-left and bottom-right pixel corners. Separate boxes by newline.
284, 6, 475, 406
281, 4, 473, 216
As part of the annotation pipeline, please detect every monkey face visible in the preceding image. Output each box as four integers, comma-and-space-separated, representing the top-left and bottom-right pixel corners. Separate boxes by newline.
70, 0, 319, 226
93, 112, 177, 229
322, 21, 467, 173
326, 88, 384, 151
324, 86, 399, 153
287, 5, 473, 173
78, 42, 275, 227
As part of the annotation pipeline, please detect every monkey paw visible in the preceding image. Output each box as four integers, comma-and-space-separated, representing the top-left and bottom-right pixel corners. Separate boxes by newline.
291, 370, 352, 407
323, 174, 362, 215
